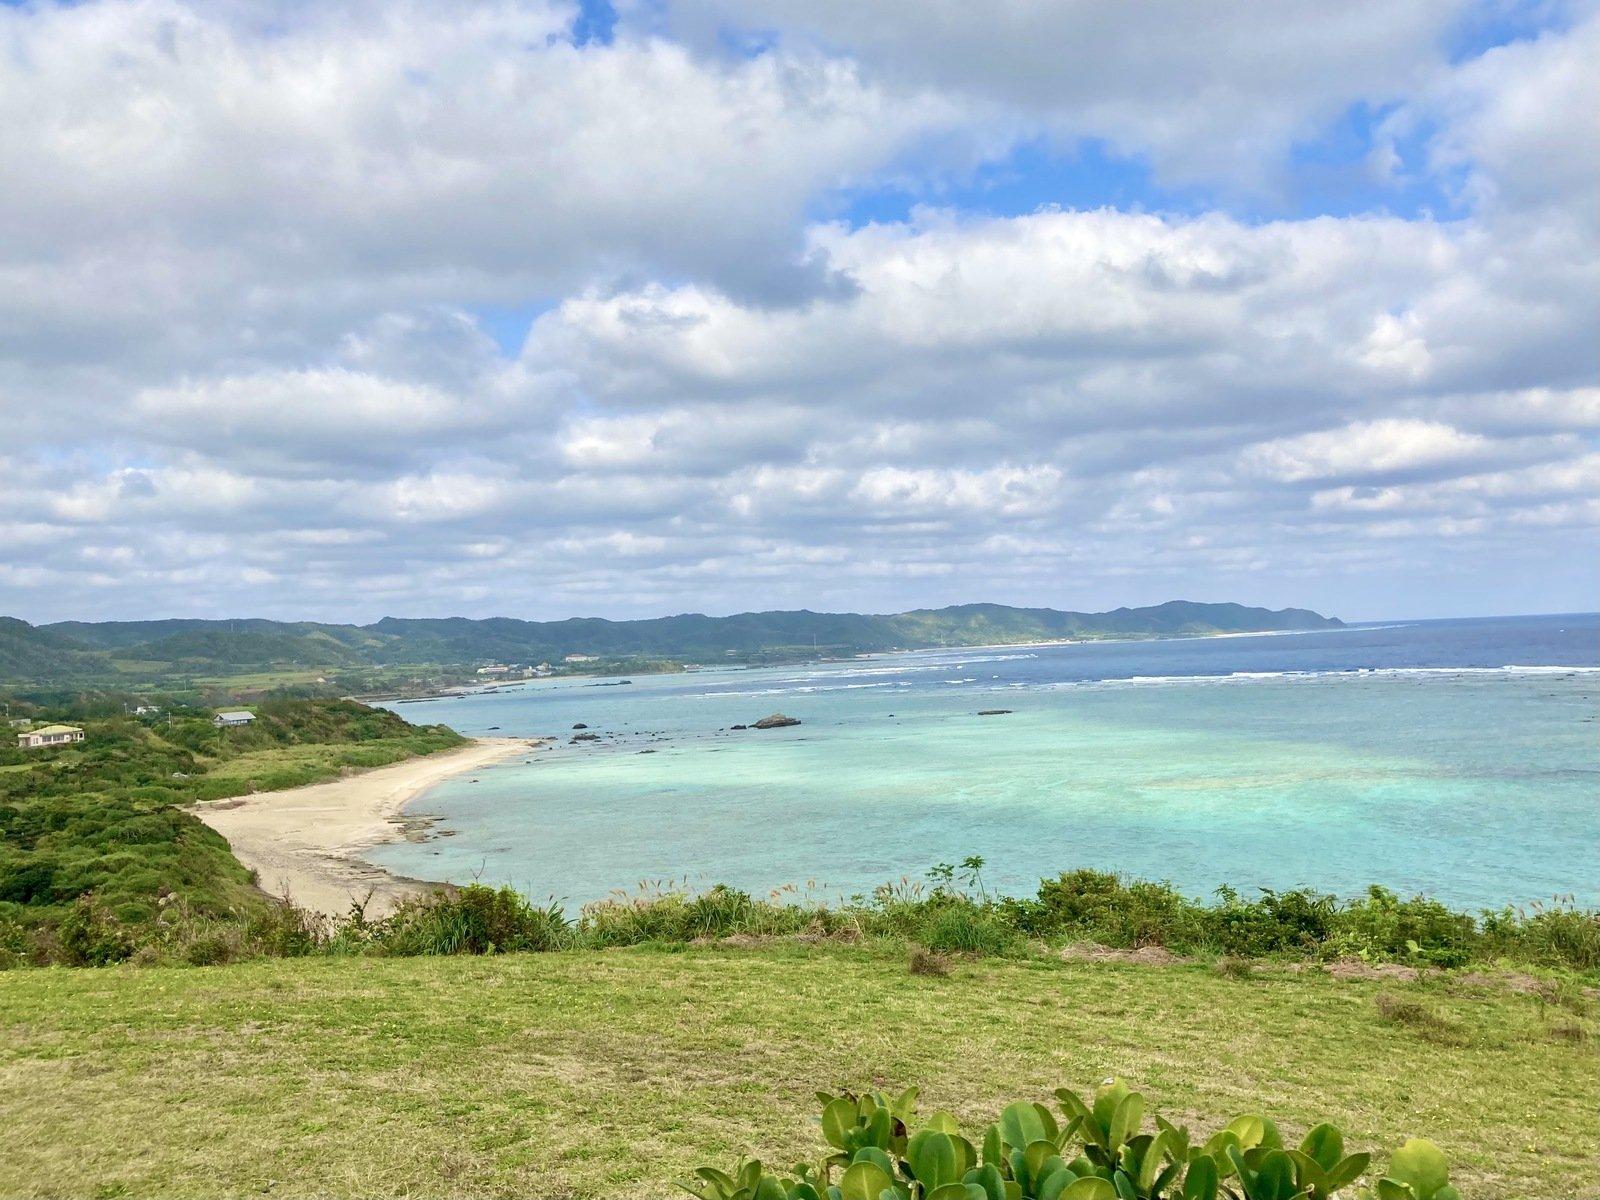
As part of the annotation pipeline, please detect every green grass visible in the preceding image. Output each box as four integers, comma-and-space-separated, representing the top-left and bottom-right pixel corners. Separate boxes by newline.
201, 736, 465, 788
0, 943, 1592, 1199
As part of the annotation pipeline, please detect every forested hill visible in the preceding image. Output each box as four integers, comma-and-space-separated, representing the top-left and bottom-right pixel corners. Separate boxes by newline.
4, 600, 1341, 681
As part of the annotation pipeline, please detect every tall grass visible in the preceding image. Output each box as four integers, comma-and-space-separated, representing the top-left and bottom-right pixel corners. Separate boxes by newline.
5, 870, 1596, 975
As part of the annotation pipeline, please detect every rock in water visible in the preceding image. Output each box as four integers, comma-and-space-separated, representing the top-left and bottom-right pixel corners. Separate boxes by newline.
572, 722, 588, 729
752, 713, 801, 729
977, 709, 1013, 716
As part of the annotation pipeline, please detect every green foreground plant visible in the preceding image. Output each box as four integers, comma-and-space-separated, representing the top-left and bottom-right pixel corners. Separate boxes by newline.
682, 1082, 1461, 1200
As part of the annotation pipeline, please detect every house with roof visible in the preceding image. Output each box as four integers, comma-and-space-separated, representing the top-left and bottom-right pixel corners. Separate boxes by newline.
18, 724, 84, 750
213, 710, 256, 728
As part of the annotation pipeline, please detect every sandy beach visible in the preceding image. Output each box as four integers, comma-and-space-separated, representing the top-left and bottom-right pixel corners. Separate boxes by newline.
193, 737, 536, 919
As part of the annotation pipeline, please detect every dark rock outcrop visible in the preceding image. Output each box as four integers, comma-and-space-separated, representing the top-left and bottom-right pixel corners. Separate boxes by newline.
752, 713, 801, 729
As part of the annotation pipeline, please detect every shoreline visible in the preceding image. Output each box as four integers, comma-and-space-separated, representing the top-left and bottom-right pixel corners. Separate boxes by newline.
191, 737, 538, 920
358, 626, 1358, 702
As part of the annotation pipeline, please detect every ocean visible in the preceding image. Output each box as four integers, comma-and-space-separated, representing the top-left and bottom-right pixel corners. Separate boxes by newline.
369, 613, 1598, 911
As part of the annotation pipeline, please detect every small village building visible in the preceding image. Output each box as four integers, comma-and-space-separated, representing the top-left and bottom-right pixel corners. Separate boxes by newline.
134, 705, 161, 716
17, 724, 84, 750
213, 710, 256, 728
562, 653, 597, 663
475, 665, 511, 675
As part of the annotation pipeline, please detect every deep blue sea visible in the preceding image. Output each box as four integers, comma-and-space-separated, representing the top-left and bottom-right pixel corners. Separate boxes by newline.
371, 614, 1598, 911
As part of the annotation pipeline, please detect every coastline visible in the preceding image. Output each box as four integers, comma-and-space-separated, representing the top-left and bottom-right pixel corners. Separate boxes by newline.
362, 626, 1350, 702
191, 737, 538, 920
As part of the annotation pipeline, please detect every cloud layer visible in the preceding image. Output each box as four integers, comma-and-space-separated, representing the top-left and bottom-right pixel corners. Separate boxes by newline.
1, 0, 1595, 622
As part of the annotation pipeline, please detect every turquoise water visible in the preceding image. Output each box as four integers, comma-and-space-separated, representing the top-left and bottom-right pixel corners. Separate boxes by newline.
370, 615, 1598, 910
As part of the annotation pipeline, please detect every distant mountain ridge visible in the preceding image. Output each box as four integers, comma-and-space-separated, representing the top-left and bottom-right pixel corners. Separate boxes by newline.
2, 601, 1341, 682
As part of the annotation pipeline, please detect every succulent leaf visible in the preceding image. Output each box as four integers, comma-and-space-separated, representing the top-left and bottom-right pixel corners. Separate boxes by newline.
1385, 1141, 1450, 1200
1181, 1155, 1219, 1200
1299, 1125, 1343, 1172
1000, 1102, 1049, 1153
908, 1131, 961, 1191
838, 1160, 894, 1200
1059, 1178, 1117, 1200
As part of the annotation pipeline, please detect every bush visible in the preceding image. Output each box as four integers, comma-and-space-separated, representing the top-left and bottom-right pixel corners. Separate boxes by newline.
1480, 900, 1600, 971
916, 901, 1017, 956
56, 894, 134, 966
684, 1080, 1463, 1200
1330, 887, 1477, 967
1207, 886, 1339, 956
1002, 870, 1197, 948
364, 885, 570, 956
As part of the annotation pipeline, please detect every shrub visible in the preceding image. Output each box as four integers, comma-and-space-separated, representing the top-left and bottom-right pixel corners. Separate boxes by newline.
682, 1080, 1462, 1199
1479, 900, 1600, 971
1331, 887, 1477, 967
367, 884, 570, 956
56, 893, 134, 966
1207, 886, 1339, 957
0, 915, 31, 969
916, 901, 1017, 956
1003, 870, 1197, 948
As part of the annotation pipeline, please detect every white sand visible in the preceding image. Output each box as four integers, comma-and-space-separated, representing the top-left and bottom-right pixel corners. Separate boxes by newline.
192, 737, 535, 919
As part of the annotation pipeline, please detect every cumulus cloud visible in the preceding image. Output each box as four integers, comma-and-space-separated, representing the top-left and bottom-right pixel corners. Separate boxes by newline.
665, 0, 1469, 188
1242, 420, 1499, 484
0, 0, 1595, 622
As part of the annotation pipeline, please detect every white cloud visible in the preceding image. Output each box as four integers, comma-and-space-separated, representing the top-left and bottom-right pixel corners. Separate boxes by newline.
1242, 419, 1496, 483
0, 2, 1595, 623
666, 0, 1468, 187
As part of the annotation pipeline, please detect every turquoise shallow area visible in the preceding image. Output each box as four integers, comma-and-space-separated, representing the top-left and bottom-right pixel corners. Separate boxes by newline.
369, 616, 1598, 910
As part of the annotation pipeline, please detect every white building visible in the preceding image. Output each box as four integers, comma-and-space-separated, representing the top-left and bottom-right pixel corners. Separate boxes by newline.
134, 705, 160, 716
213, 710, 256, 727
18, 724, 84, 750
475, 665, 511, 675
562, 653, 597, 663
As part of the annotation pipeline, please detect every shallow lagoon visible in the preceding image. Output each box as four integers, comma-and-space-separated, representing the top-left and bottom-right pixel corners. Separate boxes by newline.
371, 614, 1598, 910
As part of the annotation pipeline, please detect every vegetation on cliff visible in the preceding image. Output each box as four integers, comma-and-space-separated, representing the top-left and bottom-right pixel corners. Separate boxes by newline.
0, 600, 1341, 686
0, 699, 462, 959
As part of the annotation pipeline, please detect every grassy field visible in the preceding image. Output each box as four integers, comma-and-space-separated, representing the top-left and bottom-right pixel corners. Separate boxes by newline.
199, 736, 468, 788
0, 943, 1593, 1199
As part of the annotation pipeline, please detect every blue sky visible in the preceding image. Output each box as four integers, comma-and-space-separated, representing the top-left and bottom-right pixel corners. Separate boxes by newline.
0, 0, 1595, 623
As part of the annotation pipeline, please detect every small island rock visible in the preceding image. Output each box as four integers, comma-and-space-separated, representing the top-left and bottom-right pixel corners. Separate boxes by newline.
752, 713, 802, 729
977, 709, 1013, 716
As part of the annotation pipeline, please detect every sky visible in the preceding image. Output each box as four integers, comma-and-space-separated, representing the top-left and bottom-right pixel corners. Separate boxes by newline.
0, 0, 1595, 625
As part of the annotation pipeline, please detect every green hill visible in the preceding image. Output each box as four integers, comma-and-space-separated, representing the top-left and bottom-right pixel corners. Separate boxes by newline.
0, 601, 1342, 683
0, 616, 102, 677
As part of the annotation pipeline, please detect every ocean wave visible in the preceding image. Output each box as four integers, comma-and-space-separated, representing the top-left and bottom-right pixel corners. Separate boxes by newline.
693, 681, 912, 698
1043, 665, 1600, 689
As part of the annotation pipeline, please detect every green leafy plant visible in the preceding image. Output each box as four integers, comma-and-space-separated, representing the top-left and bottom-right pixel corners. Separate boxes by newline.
682, 1081, 1453, 1200
1360, 1140, 1459, 1200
